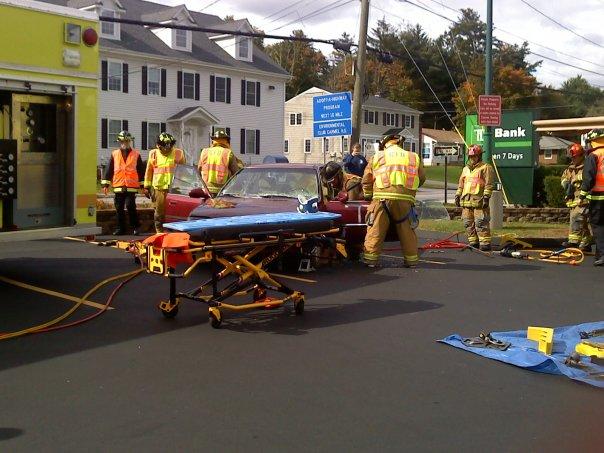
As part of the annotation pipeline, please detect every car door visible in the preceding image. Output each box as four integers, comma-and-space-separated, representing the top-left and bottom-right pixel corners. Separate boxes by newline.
165, 164, 209, 223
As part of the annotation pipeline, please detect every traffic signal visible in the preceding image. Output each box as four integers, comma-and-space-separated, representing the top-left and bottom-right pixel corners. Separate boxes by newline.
0, 140, 17, 199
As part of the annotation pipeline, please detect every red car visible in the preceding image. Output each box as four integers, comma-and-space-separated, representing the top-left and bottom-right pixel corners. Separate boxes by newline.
164, 163, 369, 257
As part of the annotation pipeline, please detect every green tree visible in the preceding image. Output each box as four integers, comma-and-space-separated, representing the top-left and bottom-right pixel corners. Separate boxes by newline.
265, 30, 329, 99
560, 75, 604, 117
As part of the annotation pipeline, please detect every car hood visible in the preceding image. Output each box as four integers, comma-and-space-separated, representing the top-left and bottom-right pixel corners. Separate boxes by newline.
188, 196, 299, 219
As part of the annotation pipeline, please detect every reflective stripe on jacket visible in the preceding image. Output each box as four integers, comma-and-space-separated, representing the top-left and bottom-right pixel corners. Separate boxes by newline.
144, 148, 185, 190
561, 163, 586, 207
111, 148, 141, 192
594, 149, 604, 193
199, 146, 231, 193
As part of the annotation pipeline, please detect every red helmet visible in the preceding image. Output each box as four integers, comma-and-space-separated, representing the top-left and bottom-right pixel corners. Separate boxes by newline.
468, 144, 483, 156
569, 143, 584, 158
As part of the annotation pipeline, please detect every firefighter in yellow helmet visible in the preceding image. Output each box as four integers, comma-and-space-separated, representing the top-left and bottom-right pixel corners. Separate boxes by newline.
579, 129, 604, 266
455, 144, 495, 251
143, 133, 186, 232
198, 129, 241, 196
362, 134, 426, 268
561, 143, 592, 250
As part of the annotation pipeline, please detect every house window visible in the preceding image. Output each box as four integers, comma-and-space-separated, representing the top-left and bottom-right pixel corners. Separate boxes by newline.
215, 76, 227, 102
182, 72, 195, 99
289, 113, 302, 125
147, 122, 161, 150
342, 137, 349, 153
411, 142, 416, 153
237, 37, 251, 60
304, 139, 311, 154
246, 81, 256, 106
100, 9, 116, 37
405, 115, 412, 128
284, 140, 289, 154
422, 143, 430, 159
108, 119, 123, 146
148, 67, 161, 96
174, 29, 189, 49
108, 61, 122, 91
544, 149, 553, 160
386, 113, 396, 126
245, 129, 256, 155
323, 138, 329, 153
367, 111, 374, 124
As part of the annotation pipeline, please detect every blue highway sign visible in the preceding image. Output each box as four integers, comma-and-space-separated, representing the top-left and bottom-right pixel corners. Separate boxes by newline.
313, 91, 352, 138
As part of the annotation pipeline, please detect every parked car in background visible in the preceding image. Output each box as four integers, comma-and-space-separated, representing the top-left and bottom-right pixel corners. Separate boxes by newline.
164, 163, 371, 257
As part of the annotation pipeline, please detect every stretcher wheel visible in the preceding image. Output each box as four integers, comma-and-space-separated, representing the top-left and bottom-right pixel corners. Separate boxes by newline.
209, 309, 222, 329
294, 298, 305, 315
161, 305, 179, 319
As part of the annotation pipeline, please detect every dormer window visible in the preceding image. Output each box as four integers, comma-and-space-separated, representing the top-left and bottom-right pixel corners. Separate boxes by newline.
100, 9, 120, 40
236, 37, 252, 61
173, 28, 192, 51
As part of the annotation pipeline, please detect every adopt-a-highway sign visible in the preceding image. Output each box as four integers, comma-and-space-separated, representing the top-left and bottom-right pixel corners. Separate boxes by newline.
313, 91, 352, 138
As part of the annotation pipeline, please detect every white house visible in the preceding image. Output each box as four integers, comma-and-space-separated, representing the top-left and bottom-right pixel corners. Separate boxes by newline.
421, 128, 464, 166
43, 0, 289, 166
283, 87, 422, 164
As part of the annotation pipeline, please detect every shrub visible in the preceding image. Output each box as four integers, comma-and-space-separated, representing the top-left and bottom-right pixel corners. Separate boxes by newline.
543, 175, 566, 207
533, 165, 567, 206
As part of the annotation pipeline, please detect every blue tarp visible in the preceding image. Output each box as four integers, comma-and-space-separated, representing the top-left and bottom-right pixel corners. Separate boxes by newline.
440, 321, 604, 388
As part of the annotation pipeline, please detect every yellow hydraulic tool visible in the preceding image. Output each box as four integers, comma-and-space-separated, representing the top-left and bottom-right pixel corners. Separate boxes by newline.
575, 341, 604, 359
527, 326, 554, 354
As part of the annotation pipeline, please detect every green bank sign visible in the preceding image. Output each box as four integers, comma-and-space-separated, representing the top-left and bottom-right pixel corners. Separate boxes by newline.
465, 111, 535, 167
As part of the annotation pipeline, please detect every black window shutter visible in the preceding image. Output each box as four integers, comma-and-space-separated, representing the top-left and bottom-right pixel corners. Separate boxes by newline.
411, 115, 415, 128
226, 78, 231, 104
395, 114, 399, 127
241, 80, 246, 105
122, 63, 128, 93
383, 112, 387, 125
210, 75, 215, 102
364, 110, 368, 124
141, 66, 147, 95
256, 81, 261, 107
211, 126, 215, 136
160, 122, 166, 133
101, 118, 108, 148
374, 111, 378, 124
240, 129, 245, 154
226, 127, 231, 138
194, 73, 200, 101
402, 114, 406, 128
101, 60, 108, 91
122, 120, 128, 132
177, 71, 183, 99
160, 69, 167, 97
255, 129, 260, 154
141, 122, 148, 150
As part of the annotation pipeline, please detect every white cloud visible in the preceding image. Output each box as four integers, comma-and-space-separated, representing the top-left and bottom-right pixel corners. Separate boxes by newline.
165, 0, 604, 88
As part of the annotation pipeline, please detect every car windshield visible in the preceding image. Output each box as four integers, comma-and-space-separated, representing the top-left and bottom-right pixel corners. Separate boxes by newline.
169, 164, 206, 195
220, 167, 319, 199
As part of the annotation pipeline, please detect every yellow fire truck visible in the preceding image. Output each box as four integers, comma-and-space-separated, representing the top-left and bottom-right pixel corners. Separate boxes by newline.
0, 0, 100, 242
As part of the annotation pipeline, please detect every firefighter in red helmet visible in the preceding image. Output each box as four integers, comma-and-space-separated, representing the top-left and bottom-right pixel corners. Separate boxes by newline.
561, 143, 591, 251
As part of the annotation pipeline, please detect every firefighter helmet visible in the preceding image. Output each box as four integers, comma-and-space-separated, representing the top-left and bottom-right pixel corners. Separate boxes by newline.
586, 129, 604, 143
211, 129, 230, 141
157, 132, 176, 146
117, 130, 133, 142
321, 161, 343, 183
379, 134, 400, 149
569, 143, 584, 158
468, 144, 483, 156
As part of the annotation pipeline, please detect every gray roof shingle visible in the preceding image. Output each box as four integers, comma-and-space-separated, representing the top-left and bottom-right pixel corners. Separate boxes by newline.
363, 95, 422, 114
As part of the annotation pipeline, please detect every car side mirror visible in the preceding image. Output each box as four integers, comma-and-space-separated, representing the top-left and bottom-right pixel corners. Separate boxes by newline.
189, 187, 209, 199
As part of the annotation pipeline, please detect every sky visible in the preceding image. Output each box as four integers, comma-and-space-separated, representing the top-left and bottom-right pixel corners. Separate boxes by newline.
161, 0, 604, 89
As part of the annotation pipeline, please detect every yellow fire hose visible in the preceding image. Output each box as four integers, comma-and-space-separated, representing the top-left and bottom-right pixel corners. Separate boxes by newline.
0, 268, 143, 341
501, 247, 585, 266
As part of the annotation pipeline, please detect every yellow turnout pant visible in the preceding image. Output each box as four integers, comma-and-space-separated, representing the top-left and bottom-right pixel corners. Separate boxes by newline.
152, 189, 168, 233
462, 207, 490, 245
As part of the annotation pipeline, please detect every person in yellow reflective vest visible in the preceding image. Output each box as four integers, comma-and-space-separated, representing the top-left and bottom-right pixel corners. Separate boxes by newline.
580, 129, 604, 266
561, 143, 592, 250
361, 134, 426, 268
101, 130, 145, 235
198, 130, 240, 196
144, 133, 186, 232
455, 144, 494, 251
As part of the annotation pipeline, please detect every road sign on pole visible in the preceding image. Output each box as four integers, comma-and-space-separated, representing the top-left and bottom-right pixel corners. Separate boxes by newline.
313, 91, 352, 138
478, 94, 502, 127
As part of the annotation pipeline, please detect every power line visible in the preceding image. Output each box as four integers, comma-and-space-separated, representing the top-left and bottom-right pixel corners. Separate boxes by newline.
271, 0, 355, 32
518, 0, 604, 50
198, 0, 221, 12
263, 0, 308, 21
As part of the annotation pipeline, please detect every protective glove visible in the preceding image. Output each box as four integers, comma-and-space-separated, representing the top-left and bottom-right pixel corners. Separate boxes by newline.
454, 195, 461, 207
481, 196, 490, 209
336, 191, 349, 203
579, 193, 587, 201
364, 194, 373, 202
143, 188, 151, 199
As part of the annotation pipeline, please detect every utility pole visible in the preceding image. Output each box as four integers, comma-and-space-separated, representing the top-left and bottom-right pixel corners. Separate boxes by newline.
351, 0, 369, 149
484, 0, 493, 163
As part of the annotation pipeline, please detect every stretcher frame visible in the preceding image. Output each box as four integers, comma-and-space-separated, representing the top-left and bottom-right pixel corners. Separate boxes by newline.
146, 228, 341, 328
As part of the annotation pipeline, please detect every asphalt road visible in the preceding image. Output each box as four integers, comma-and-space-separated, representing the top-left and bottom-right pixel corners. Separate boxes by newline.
1, 235, 603, 452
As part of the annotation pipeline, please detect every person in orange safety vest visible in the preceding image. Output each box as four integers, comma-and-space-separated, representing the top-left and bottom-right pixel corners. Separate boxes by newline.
580, 129, 604, 266
144, 133, 186, 232
198, 129, 241, 196
101, 130, 145, 235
